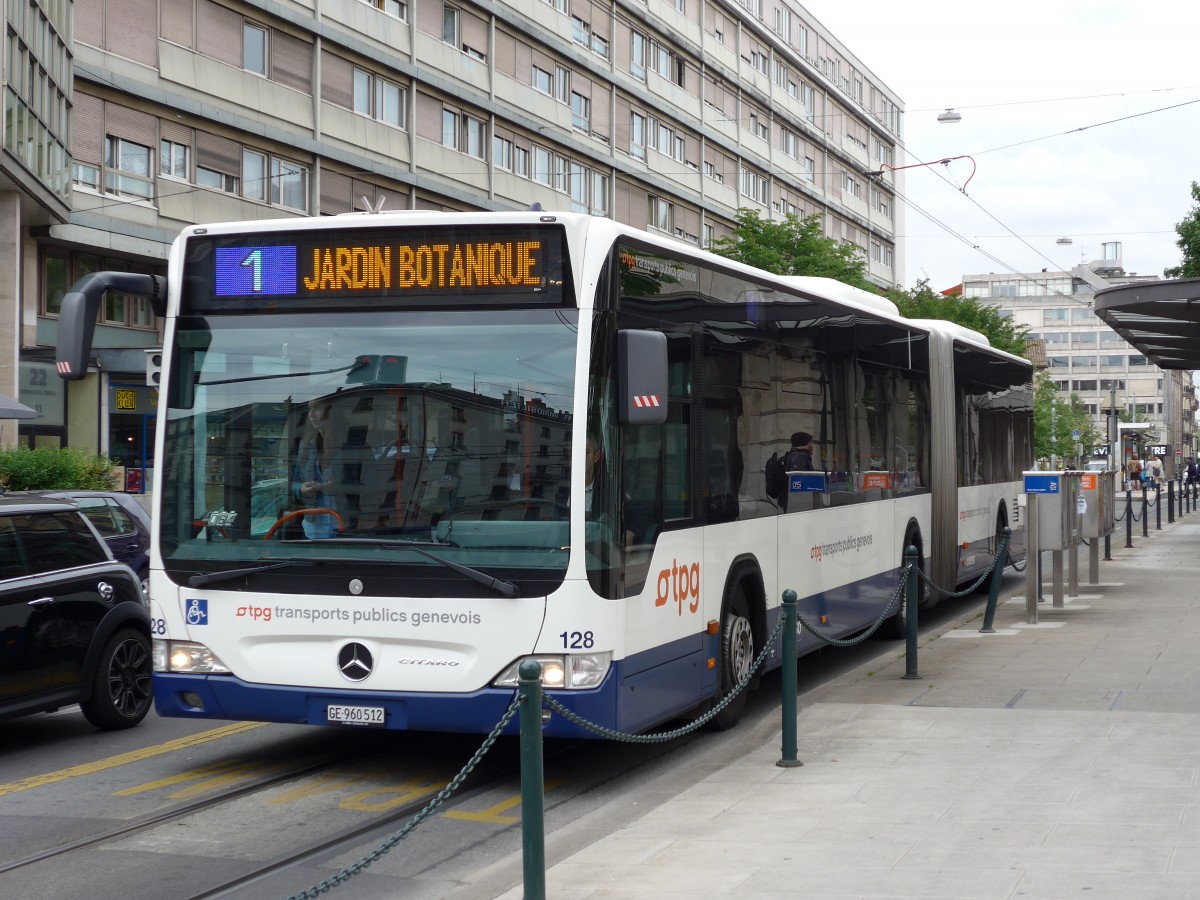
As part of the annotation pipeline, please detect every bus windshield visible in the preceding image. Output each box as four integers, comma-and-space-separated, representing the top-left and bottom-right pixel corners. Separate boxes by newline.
159, 308, 578, 597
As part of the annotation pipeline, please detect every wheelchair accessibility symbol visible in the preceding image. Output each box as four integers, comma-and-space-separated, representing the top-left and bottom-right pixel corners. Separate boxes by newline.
186, 598, 209, 626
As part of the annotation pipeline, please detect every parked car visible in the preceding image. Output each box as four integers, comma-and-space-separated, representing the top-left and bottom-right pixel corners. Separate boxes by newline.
5, 490, 150, 594
0, 496, 152, 729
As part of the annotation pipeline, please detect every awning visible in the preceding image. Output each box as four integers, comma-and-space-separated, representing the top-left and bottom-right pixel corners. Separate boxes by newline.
1093, 278, 1200, 370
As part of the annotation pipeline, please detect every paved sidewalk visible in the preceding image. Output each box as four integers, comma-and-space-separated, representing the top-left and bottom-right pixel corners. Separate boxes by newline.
501, 512, 1200, 899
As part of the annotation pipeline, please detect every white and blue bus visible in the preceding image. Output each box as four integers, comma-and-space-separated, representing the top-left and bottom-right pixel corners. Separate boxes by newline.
56, 211, 1031, 736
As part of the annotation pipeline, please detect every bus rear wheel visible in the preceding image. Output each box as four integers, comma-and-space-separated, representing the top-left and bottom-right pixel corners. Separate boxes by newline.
711, 582, 754, 730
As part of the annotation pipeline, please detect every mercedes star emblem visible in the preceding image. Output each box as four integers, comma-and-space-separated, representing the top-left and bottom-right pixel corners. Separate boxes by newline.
338, 642, 374, 682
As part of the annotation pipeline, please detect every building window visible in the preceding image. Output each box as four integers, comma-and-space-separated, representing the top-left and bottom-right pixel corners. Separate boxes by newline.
244, 23, 268, 75
72, 162, 100, 190
354, 70, 405, 127
160, 139, 188, 180
198, 166, 238, 193
443, 5, 459, 45
533, 145, 551, 185
42, 250, 159, 329
630, 112, 646, 160
442, 109, 459, 150
1043, 308, 1069, 323
739, 166, 768, 204
631, 32, 646, 81
703, 160, 723, 183
359, 0, 406, 18
800, 83, 815, 123
513, 145, 529, 177
465, 115, 486, 159
649, 195, 673, 232
555, 65, 570, 103
494, 135, 514, 170
271, 158, 308, 211
841, 172, 860, 199
570, 92, 590, 132
243, 148, 267, 201
104, 137, 153, 200
749, 113, 769, 141
532, 65, 552, 96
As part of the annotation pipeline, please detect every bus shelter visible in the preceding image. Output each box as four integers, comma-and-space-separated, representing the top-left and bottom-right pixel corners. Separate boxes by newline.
1094, 277, 1200, 475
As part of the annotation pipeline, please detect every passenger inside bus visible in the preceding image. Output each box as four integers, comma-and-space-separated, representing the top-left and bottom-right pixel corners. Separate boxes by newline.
292, 402, 340, 538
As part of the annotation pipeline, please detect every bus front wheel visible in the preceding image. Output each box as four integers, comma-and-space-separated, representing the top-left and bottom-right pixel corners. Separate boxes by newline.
711, 580, 754, 730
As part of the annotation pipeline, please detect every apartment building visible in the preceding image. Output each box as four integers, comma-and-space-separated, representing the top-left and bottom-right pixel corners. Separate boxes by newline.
2, 0, 904, 465
962, 243, 1198, 472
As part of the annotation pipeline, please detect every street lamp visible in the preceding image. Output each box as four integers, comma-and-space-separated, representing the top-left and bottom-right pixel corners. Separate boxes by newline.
936, 108, 962, 124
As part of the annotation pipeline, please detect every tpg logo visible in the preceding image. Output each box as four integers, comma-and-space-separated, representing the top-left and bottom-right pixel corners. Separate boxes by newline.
656, 559, 700, 616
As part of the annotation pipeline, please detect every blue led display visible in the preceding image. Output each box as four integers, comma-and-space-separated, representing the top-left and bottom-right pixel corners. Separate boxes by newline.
215, 246, 298, 296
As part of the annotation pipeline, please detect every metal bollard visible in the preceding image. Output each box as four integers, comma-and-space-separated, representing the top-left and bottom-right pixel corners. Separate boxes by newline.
518, 660, 546, 900
1157, 485, 1162, 530
777, 591, 802, 768
1143, 489, 1149, 538
902, 546, 920, 680
979, 527, 1010, 634
1126, 490, 1133, 548
1168, 480, 1175, 524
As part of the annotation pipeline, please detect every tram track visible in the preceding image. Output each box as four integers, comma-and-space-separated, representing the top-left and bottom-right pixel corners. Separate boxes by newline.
188, 736, 602, 899
1, 724, 595, 900
0, 753, 353, 877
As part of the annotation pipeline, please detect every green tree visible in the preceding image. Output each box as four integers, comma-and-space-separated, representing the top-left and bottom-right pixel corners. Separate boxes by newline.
1032, 372, 1101, 465
709, 210, 872, 287
889, 280, 1030, 357
1165, 180, 1200, 279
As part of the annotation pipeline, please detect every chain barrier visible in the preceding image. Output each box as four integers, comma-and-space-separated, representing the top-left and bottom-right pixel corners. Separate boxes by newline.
916, 541, 1006, 599
287, 695, 521, 900
793, 564, 907, 647
543, 613, 787, 742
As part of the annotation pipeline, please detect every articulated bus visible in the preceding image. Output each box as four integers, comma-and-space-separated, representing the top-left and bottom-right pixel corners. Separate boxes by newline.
56, 211, 1031, 737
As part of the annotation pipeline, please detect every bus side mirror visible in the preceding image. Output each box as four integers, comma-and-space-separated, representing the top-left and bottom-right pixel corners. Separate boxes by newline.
618, 329, 668, 426
55, 273, 166, 381
55, 287, 102, 381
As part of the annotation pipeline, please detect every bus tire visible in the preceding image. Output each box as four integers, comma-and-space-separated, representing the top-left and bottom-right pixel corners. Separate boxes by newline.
710, 577, 756, 730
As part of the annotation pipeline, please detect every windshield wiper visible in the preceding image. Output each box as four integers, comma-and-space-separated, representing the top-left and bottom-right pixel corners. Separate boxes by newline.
188, 560, 319, 587
302, 538, 520, 598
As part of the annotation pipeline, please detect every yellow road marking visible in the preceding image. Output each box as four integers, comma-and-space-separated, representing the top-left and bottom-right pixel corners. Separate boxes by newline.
0, 722, 265, 798
443, 779, 563, 824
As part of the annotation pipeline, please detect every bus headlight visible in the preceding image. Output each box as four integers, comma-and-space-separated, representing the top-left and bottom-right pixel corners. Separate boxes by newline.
492, 652, 611, 690
153, 639, 231, 674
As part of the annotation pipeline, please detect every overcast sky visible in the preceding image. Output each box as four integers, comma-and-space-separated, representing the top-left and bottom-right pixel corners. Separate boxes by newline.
801, 0, 1200, 292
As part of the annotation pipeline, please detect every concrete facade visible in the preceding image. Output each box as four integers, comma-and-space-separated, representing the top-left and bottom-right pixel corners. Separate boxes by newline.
3, 0, 906, 461
962, 244, 1198, 475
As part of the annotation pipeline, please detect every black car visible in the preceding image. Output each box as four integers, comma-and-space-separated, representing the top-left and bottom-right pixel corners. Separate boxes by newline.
0, 497, 152, 729
6, 490, 151, 593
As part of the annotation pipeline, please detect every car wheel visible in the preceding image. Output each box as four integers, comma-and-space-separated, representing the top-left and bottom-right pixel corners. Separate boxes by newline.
81, 628, 153, 730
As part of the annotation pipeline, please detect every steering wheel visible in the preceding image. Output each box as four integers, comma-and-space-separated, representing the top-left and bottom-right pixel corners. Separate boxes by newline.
262, 508, 345, 540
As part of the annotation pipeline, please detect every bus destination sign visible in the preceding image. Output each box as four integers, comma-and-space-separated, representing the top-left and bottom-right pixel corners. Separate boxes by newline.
192, 225, 569, 309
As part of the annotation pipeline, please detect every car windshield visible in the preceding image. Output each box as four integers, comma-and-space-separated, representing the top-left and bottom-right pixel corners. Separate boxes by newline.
159, 309, 579, 596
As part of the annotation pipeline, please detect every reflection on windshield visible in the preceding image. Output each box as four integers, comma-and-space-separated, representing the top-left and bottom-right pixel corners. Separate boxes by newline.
161, 310, 578, 593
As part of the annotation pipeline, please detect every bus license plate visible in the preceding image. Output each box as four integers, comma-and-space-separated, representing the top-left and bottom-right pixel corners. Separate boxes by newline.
326, 704, 385, 726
